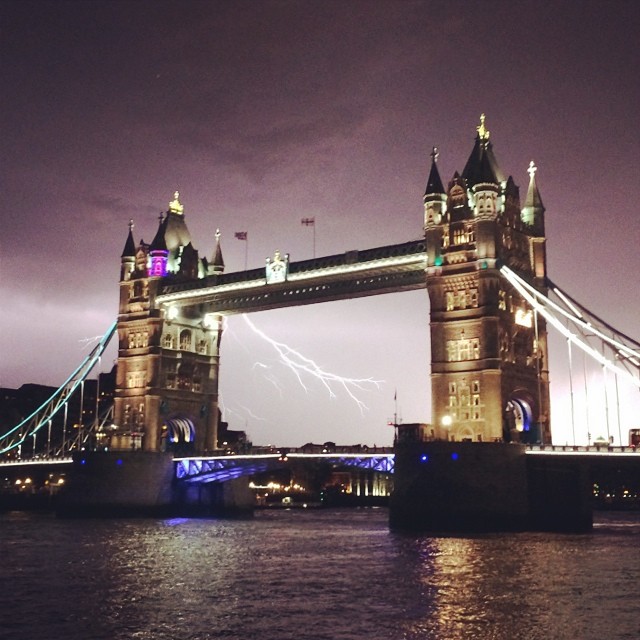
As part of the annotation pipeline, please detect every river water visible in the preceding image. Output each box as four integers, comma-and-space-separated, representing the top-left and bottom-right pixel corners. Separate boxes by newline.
1, 508, 639, 640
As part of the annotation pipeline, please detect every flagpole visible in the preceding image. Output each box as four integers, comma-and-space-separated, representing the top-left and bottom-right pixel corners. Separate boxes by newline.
234, 231, 249, 270
301, 217, 315, 258
394, 389, 398, 427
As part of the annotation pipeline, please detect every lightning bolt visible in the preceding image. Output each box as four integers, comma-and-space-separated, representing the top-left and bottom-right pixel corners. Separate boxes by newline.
237, 404, 269, 422
252, 362, 285, 396
242, 315, 382, 414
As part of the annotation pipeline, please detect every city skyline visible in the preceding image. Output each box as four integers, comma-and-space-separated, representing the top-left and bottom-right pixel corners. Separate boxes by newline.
2, 1, 639, 446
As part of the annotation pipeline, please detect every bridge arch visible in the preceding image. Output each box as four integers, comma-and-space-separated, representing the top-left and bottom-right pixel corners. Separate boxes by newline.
504, 389, 538, 443
162, 415, 196, 455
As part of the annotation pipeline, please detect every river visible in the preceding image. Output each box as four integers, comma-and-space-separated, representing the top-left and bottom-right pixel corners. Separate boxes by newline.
1, 508, 639, 639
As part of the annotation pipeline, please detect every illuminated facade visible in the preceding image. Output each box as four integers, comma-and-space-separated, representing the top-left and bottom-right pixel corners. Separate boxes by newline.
112, 194, 224, 453
424, 116, 551, 443
111, 119, 550, 453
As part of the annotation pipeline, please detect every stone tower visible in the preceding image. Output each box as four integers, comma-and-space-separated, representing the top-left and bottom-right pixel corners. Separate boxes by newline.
112, 193, 224, 454
424, 117, 551, 444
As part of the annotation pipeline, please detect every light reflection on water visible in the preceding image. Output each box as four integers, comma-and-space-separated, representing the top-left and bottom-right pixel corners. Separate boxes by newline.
1, 509, 639, 639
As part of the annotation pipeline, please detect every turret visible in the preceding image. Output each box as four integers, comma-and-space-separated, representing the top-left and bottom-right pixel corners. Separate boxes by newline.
461, 114, 505, 187
424, 147, 447, 227
149, 214, 169, 278
522, 161, 547, 281
521, 161, 545, 232
209, 228, 225, 275
462, 115, 501, 221
120, 220, 136, 281
423, 148, 448, 268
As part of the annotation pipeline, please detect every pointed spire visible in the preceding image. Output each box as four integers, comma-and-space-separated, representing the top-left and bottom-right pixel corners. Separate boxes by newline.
164, 191, 192, 264
522, 160, 545, 226
462, 114, 504, 187
210, 228, 225, 274
121, 219, 136, 258
149, 213, 169, 277
150, 213, 168, 252
424, 147, 445, 195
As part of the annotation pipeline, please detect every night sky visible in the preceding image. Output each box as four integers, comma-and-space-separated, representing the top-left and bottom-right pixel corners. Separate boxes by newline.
2, 1, 639, 447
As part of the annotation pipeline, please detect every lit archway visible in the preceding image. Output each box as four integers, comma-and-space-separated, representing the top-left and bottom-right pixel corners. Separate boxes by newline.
162, 416, 196, 454
505, 390, 538, 443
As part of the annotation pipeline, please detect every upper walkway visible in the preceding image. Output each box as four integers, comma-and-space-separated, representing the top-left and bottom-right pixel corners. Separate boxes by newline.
156, 239, 428, 313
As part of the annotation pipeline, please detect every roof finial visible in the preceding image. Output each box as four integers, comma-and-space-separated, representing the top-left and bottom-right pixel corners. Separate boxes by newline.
431, 146, 439, 163
477, 113, 490, 140
527, 160, 537, 179
169, 191, 184, 214
128, 219, 134, 231
215, 228, 221, 243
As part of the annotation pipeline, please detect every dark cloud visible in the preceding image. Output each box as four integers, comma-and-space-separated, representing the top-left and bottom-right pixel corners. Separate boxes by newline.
1, 0, 638, 446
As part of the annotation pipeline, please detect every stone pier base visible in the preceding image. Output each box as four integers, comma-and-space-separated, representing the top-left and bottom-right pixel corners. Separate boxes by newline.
57, 451, 254, 518
57, 451, 175, 517
389, 441, 592, 533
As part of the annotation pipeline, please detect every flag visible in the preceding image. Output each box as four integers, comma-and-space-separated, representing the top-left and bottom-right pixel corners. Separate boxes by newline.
301, 217, 315, 226
234, 231, 247, 240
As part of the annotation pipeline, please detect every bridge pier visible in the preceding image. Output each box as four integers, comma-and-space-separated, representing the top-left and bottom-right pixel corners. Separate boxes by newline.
390, 441, 592, 532
57, 451, 253, 517
173, 477, 254, 517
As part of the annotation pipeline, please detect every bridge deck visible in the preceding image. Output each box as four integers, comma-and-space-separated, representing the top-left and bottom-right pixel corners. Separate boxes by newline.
175, 451, 395, 483
156, 240, 427, 313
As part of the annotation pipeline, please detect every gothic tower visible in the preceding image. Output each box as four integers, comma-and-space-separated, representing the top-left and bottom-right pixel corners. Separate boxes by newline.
424, 116, 551, 444
112, 193, 224, 454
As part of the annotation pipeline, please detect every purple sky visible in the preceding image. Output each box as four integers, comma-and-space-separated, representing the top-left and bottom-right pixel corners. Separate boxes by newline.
2, 1, 639, 447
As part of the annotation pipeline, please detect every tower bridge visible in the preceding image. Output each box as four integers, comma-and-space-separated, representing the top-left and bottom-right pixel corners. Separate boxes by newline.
2, 117, 639, 530
108, 116, 557, 457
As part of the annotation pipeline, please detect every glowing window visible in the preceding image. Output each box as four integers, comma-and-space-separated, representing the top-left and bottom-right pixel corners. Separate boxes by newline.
162, 333, 174, 349
446, 291, 455, 311
179, 330, 192, 351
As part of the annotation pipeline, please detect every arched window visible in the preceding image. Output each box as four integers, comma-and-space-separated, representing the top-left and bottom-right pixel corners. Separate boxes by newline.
179, 329, 192, 351
162, 333, 174, 349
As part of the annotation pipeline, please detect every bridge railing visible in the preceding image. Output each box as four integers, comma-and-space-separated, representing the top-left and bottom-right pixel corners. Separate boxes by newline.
526, 444, 640, 455
175, 447, 395, 482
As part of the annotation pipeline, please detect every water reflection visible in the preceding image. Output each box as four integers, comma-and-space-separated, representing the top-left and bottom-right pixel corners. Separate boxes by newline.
396, 519, 640, 640
1, 510, 639, 640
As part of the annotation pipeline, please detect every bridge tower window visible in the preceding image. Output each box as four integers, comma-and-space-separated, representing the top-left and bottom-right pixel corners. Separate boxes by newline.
446, 291, 455, 311
179, 329, 192, 351
447, 335, 480, 362
162, 333, 174, 349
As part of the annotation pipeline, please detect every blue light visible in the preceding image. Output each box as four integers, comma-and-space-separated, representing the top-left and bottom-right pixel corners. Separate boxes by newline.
451, 452, 459, 461
116, 458, 123, 466
80, 458, 86, 465
420, 454, 429, 463
164, 518, 188, 526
